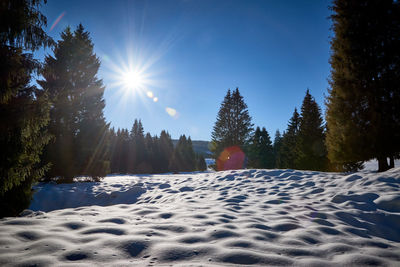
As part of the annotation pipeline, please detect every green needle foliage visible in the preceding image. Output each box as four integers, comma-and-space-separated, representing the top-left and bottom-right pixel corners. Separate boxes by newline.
296, 90, 328, 171
0, 0, 52, 217
326, 0, 400, 172
248, 127, 274, 169
39, 24, 109, 182
211, 88, 253, 162
279, 108, 300, 169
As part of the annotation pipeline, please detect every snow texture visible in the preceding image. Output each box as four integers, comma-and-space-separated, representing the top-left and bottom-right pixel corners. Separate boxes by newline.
0, 168, 400, 266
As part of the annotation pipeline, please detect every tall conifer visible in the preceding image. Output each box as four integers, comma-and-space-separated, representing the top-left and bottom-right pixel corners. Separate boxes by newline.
211, 88, 253, 161
40, 24, 109, 180
280, 108, 300, 169
296, 90, 328, 171
0, 0, 52, 216
326, 0, 400, 172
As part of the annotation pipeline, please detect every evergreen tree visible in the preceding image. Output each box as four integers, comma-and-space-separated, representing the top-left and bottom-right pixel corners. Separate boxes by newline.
119, 129, 130, 174
158, 130, 174, 173
259, 127, 274, 168
249, 127, 262, 168
129, 119, 145, 173
249, 127, 274, 169
39, 24, 109, 181
196, 154, 207, 171
169, 135, 196, 172
0, 0, 53, 217
211, 88, 253, 163
296, 90, 328, 171
280, 108, 300, 169
109, 127, 120, 173
142, 132, 154, 173
273, 130, 283, 168
326, 0, 400, 172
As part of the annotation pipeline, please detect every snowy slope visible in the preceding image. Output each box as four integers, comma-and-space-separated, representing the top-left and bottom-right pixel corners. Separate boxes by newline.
0, 168, 399, 266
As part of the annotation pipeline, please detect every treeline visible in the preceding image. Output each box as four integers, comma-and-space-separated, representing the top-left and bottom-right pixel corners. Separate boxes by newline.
109, 120, 206, 175
211, 88, 328, 171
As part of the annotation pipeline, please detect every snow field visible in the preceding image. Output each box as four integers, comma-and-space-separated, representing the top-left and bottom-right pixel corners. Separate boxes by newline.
0, 168, 399, 266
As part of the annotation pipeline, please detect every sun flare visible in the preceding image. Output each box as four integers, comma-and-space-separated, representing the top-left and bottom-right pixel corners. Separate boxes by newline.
122, 70, 144, 90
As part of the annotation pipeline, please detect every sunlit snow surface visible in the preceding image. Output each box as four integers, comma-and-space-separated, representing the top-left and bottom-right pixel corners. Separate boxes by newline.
1, 168, 400, 266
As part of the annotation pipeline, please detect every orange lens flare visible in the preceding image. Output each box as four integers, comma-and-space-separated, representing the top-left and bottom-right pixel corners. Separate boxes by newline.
217, 146, 246, 171
50, 12, 66, 31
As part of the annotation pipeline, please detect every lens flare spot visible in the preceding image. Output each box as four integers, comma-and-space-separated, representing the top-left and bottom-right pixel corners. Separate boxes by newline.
147, 91, 154, 98
50, 12, 66, 32
217, 146, 246, 171
166, 107, 178, 118
153, 97, 158, 102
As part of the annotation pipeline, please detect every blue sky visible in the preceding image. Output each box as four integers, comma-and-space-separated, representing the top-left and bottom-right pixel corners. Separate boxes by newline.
36, 0, 332, 141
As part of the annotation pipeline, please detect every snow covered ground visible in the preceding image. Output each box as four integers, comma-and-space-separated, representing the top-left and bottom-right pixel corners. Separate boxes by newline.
0, 167, 399, 266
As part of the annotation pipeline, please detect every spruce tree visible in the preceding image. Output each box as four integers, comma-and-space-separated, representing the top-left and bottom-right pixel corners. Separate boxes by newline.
211, 88, 253, 164
169, 135, 196, 172
129, 119, 145, 173
196, 154, 207, 171
158, 130, 174, 173
280, 108, 300, 169
0, 0, 53, 216
249, 127, 274, 169
296, 90, 328, 171
326, 0, 400, 172
259, 127, 274, 168
249, 127, 262, 168
273, 130, 283, 168
39, 24, 109, 181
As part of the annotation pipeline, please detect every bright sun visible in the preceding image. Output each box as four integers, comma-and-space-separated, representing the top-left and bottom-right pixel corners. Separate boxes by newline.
122, 70, 144, 89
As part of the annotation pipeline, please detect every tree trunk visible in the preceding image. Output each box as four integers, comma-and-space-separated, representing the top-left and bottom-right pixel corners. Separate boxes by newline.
389, 155, 395, 169
377, 157, 389, 172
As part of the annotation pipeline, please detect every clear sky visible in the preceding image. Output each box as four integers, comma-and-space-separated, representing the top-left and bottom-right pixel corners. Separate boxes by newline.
35, 0, 333, 141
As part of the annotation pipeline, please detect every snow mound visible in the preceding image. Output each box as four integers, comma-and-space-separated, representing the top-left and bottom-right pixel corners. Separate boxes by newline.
0, 168, 399, 266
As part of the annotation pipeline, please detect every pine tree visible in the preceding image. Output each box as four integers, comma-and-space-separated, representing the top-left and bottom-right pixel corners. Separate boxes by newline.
39, 24, 109, 181
280, 108, 300, 169
296, 90, 328, 171
0, 0, 53, 217
129, 119, 145, 173
158, 130, 174, 173
259, 127, 274, 168
169, 135, 196, 172
249, 127, 262, 168
248, 127, 274, 169
119, 129, 130, 173
196, 154, 207, 171
211, 88, 253, 164
326, 0, 400, 172
273, 130, 283, 168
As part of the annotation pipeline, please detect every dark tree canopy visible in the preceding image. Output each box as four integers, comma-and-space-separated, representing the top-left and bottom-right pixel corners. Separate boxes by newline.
326, 0, 400, 172
0, 0, 53, 51
0, 0, 52, 217
169, 135, 196, 173
248, 127, 274, 169
279, 108, 300, 169
211, 88, 253, 161
39, 24, 109, 181
273, 130, 283, 168
296, 90, 328, 171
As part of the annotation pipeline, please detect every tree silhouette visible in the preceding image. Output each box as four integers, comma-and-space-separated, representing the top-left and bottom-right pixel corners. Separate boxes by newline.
296, 90, 328, 171
326, 0, 400, 172
211, 88, 253, 163
39, 24, 109, 181
280, 108, 300, 169
0, 0, 52, 217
